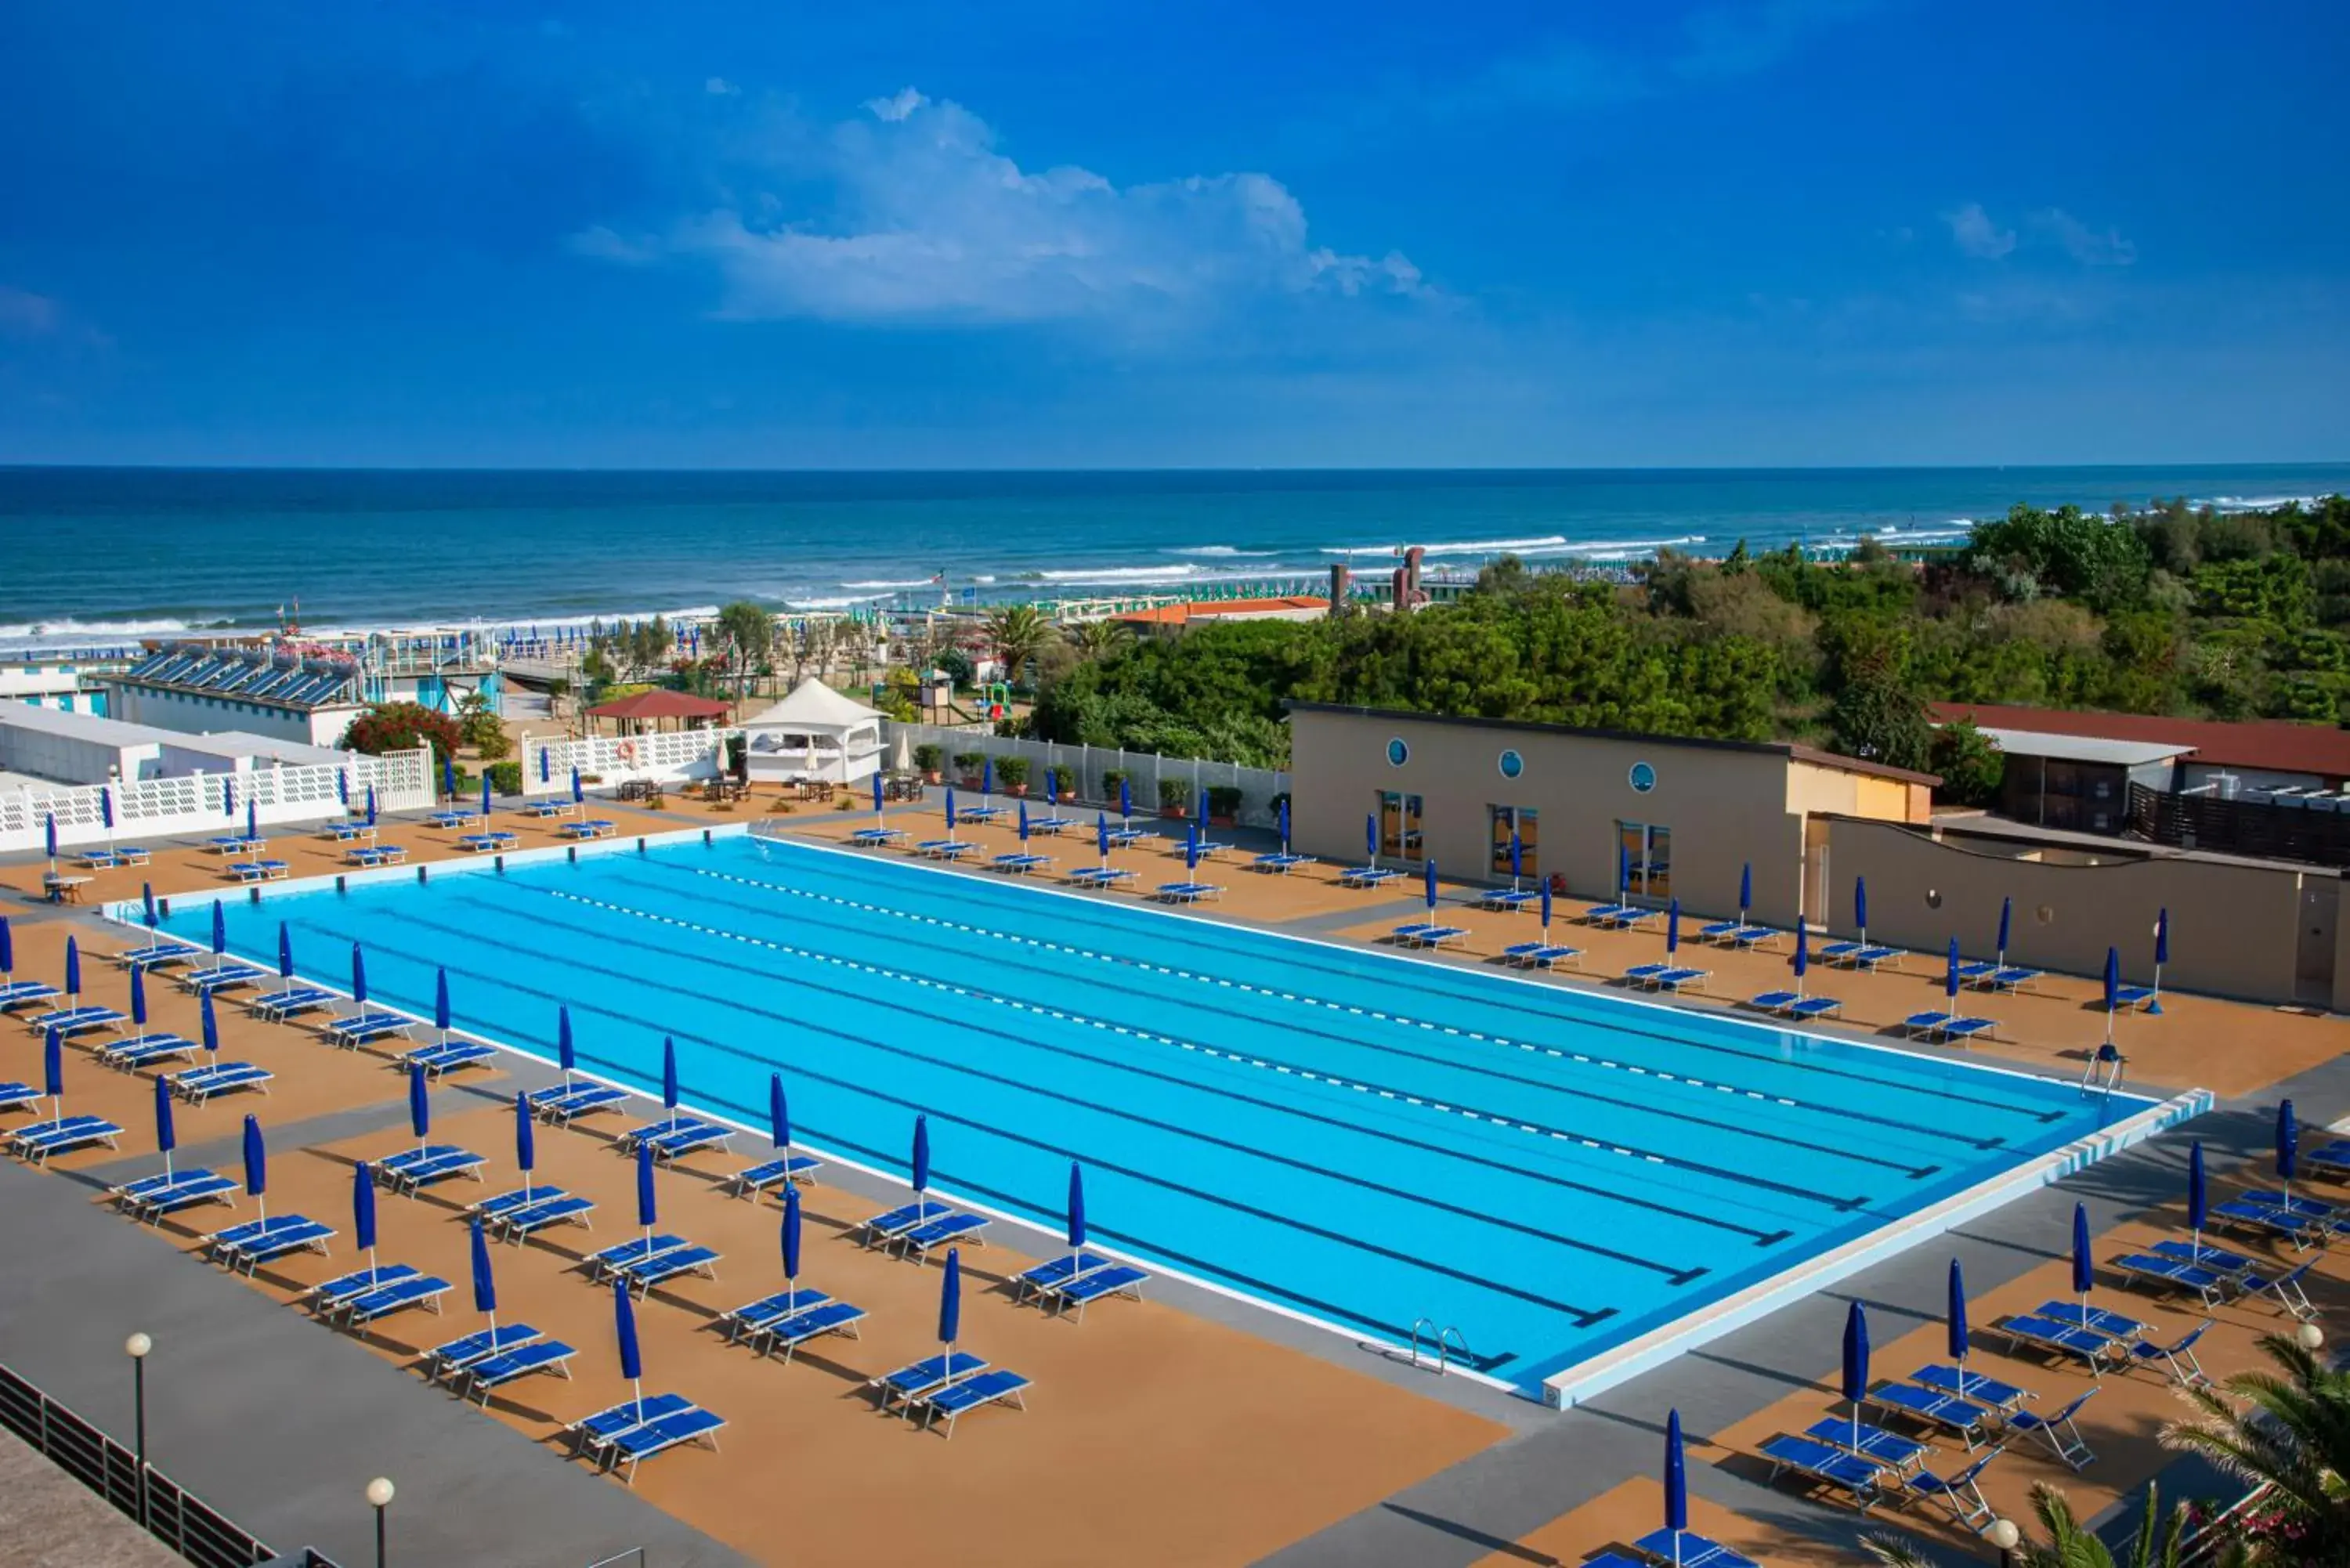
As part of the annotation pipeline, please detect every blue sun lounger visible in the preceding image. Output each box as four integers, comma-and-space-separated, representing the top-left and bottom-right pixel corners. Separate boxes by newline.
1338, 866, 1400, 888
2112, 983, 2160, 1011
848, 828, 906, 847
719, 1288, 832, 1344
1865, 1378, 1998, 1447
1478, 887, 1540, 911
324, 820, 375, 840
457, 833, 518, 854
2128, 1324, 2211, 1388
990, 854, 1054, 874
916, 840, 978, 859
309, 1263, 422, 1311
425, 1322, 542, 1383
472, 1183, 569, 1223
80, 846, 151, 869
1046, 1263, 1149, 1321
462, 1338, 577, 1404
426, 811, 471, 830
560, 819, 616, 840
870, 1352, 988, 1414
1907, 1364, 2031, 1414
2008, 1388, 2099, 1468
226, 861, 291, 883
494, 1194, 595, 1241
215, 1216, 336, 1274
624, 1118, 732, 1162
1902, 1012, 1997, 1043
2150, 1237, 2260, 1277
586, 1233, 689, 1281
600, 1404, 725, 1485
1502, 941, 1582, 969
345, 845, 409, 869
2110, 1252, 2234, 1308
108, 941, 199, 970
0, 1080, 39, 1113
1645, 967, 1711, 993
1998, 1312, 2124, 1373
1903, 1450, 2003, 1534
1759, 1431, 1885, 1509
1390, 923, 1466, 948
384, 1147, 486, 1194
116, 1169, 237, 1222
0, 981, 62, 1011
402, 1039, 497, 1076
1155, 882, 1223, 903
248, 986, 339, 1021
1624, 962, 1671, 985
2305, 1137, 2350, 1176
1802, 1416, 1929, 1475
1012, 1252, 1115, 1302
321, 1010, 412, 1046
169, 1062, 274, 1104
24, 1005, 125, 1038
1748, 990, 1845, 1021
1253, 853, 1314, 874
2238, 1187, 2339, 1224
1632, 1530, 1760, 1568
858, 1198, 953, 1248
615, 1244, 721, 1296
896, 1212, 989, 1259
917, 1367, 1031, 1438
2243, 1259, 2319, 1320
757, 1299, 868, 1363
180, 963, 270, 997
1579, 903, 1632, 925
2214, 1197, 2334, 1248
956, 804, 1007, 823
2032, 1299, 2149, 1340
102, 1032, 198, 1069
9, 1115, 125, 1164
530, 1081, 629, 1122
569, 1393, 690, 1459
726, 1148, 823, 1196
1064, 866, 1137, 888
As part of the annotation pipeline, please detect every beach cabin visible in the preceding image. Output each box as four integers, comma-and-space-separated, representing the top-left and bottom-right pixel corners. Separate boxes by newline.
740, 678, 885, 787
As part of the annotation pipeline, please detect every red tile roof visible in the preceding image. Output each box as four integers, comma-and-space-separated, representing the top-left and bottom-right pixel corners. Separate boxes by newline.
1111, 596, 1329, 627
1930, 702, 2350, 779
584, 688, 732, 721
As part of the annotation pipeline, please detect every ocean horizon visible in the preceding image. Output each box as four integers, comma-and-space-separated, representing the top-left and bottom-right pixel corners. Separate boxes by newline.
5, 462, 2347, 644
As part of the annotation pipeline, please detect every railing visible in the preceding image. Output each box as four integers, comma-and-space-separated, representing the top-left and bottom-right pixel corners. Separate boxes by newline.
882, 722, 1290, 830
1407, 1320, 1473, 1377
0, 747, 433, 854
521, 729, 735, 796
0, 1362, 328, 1568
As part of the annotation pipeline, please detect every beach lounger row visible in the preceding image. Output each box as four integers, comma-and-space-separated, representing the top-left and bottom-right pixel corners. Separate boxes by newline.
1064, 866, 1137, 889
1697, 919, 1780, 948
1390, 923, 1466, 948
1338, 866, 1399, 888
1155, 882, 1222, 904
170, 1060, 274, 1104
345, 844, 409, 868
530, 1080, 629, 1122
226, 860, 291, 883
618, 1115, 732, 1162
1901, 1011, 1997, 1044
1253, 852, 1313, 874
1502, 941, 1582, 969
1010, 1255, 1151, 1321
566, 1393, 726, 1484
559, 818, 617, 840
1820, 941, 1904, 970
23, 1004, 125, 1038
79, 846, 153, 869
1757, 1429, 2003, 1528
1745, 990, 1844, 1021
458, 832, 520, 854
204, 1213, 336, 1275
110, 1167, 237, 1223
6, 1113, 125, 1164
107, 941, 199, 970
179, 962, 269, 996
1623, 963, 1709, 993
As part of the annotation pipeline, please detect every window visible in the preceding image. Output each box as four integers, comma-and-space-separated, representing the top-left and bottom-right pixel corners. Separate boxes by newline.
1617, 820, 1672, 901
1498, 749, 1524, 779
1629, 761, 1658, 793
1490, 805, 1538, 879
1378, 790, 1423, 861
1386, 737, 1410, 767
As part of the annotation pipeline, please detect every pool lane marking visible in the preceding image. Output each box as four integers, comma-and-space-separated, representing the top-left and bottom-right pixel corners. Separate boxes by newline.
649, 865, 1955, 1170
765, 845, 2068, 1128
513, 880, 1860, 1225
313, 901, 1652, 1314
672, 860, 2012, 1151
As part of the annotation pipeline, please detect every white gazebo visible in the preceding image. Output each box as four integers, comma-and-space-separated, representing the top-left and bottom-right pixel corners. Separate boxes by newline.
740, 677, 887, 785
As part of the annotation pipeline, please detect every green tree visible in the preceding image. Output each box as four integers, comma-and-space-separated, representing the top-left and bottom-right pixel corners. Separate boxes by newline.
1067, 617, 1133, 662
714, 602, 774, 701
985, 604, 1054, 686
1965, 504, 2154, 612
1864, 1480, 2207, 1568
454, 692, 509, 760
1928, 718, 2005, 806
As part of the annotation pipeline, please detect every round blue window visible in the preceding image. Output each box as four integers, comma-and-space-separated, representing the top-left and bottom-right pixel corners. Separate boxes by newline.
1386, 738, 1409, 767
1498, 749, 1524, 779
1629, 761, 1658, 793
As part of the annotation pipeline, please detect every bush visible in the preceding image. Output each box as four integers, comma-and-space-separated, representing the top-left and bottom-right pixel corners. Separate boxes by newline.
486, 761, 524, 797
1099, 768, 1129, 793
342, 702, 462, 764
1929, 720, 2005, 807
992, 755, 1030, 787
1270, 790, 1291, 817
1158, 777, 1192, 808
913, 742, 945, 772
1206, 785, 1243, 817
953, 750, 985, 773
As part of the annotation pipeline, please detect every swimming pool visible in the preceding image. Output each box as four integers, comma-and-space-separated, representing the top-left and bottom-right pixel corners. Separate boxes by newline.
151, 832, 2165, 1396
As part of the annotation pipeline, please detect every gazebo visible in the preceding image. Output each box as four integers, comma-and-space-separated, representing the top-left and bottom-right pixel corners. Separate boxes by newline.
583, 689, 732, 735
740, 677, 886, 785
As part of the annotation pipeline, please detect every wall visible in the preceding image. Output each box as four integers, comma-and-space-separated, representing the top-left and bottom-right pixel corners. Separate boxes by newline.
880, 722, 1292, 828
0, 746, 433, 854
1817, 815, 2332, 1009
108, 684, 348, 747
1288, 709, 1813, 926
520, 727, 734, 793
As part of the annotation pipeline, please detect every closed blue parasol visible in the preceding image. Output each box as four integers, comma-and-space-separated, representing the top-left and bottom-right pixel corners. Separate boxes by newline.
662, 1037, 680, 1128
44, 1024, 63, 1108
277, 923, 293, 981
435, 967, 452, 1040
480, 771, 492, 822
2150, 907, 2170, 1014
223, 778, 236, 819
769, 1073, 790, 1157
1279, 798, 1292, 855
352, 944, 368, 1006
1997, 896, 2013, 965
142, 883, 156, 928
130, 964, 147, 1030
1618, 840, 1629, 898
635, 1140, 656, 1234
938, 1246, 963, 1370
1365, 812, 1377, 864
1120, 776, 1133, 822
1793, 923, 1810, 996
1539, 879, 1553, 936
570, 767, 584, 806
872, 769, 884, 819
243, 1115, 266, 1217
1096, 812, 1109, 866
1945, 938, 1960, 1003
1424, 858, 1437, 914
514, 1092, 535, 1198
469, 1216, 497, 1326
1186, 821, 1199, 873
982, 757, 994, 800
65, 934, 81, 1001
1842, 1301, 1869, 1451
1739, 862, 1752, 920
613, 1277, 644, 1420
912, 1114, 931, 1194
945, 787, 957, 833
540, 748, 551, 786
1044, 768, 1057, 804
2278, 1099, 2299, 1195
153, 1075, 175, 1176
1666, 898, 1679, 955
99, 786, 114, 836
782, 1183, 804, 1306
1664, 1408, 1687, 1535
408, 1061, 429, 1146
353, 1159, 378, 1277
1018, 800, 1030, 841
2189, 1140, 2208, 1246
211, 901, 226, 957
201, 991, 219, 1056
1067, 1162, 1087, 1261
1854, 876, 1867, 941
246, 798, 258, 844
2102, 946, 2120, 1042
43, 812, 56, 868
0, 915, 10, 978
558, 1005, 576, 1079
365, 786, 378, 827
1947, 1258, 1971, 1376
2071, 1201, 2094, 1306
1509, 831, 1524, 888
442, 753, 456, 800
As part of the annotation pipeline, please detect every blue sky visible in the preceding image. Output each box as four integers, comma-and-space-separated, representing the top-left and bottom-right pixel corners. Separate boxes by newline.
2, 1, 2344, 467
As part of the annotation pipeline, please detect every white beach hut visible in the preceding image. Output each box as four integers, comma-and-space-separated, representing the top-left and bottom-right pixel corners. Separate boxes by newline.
741, 677, 887, 785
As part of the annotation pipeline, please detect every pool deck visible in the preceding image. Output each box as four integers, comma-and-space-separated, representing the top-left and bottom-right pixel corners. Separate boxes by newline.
0, 789, 2345, 1566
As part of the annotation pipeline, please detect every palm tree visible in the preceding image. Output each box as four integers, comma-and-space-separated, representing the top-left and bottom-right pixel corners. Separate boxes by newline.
1068, 617, 1133, 662
985, 604, 1054, 686
1864, 1481, 2204, 1568
2164, 1331, 2350, 1563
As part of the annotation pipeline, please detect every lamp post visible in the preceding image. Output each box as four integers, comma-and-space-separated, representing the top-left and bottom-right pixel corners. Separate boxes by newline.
1987, 1516, 2020, 1567
366, 1476, 394, 1568
2299, 1322, 2326, 1353
124, 1333, 152, 1530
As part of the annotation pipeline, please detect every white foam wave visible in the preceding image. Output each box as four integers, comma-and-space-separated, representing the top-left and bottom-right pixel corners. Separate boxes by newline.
1321, 535, 1571, 558
1166, 545, 1277, 558
2193, 493, 2323, 513
840, 579, 937, 591
1034, 562, 1316, 587
0, 616, 198, 641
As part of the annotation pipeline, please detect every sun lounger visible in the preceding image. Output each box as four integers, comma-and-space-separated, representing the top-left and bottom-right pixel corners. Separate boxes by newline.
1701, 922, 1779, 948
2111, 1252, 2233, 1308
529, 1082, 627, 1122
108, 942, 199, 970
990, 854, 1054, 874
118, 1169, 237, 1222
616, 1244, 721, 1295
2240, 1258, 2319, 1319
1902, 1451, 2003, 1534
1998, 1313, 2123, 1373
1802, 1416, 1928, 1475
601, 1403, 725, 1484
103, 1032, 198, 1070
756, 1300, 867, 1363
345, 845, 409, 868
494, 1194, 595, 1241
1155, 882, 1224, 903
1253, 853, 1314, 874
1029, 815, 1077, 836
719, 1288, 832, 1344
1478, 887, 1540, 911
1907, 1364, 2031, 1413
402, 1039, 497, 1076
1623, 962, 1671, 985
2214, 1198, 2333, 1248
1632, 1530, 1761, 1568
168, 1062, 273, 1105
461, 1338, 576, 1404
956, 804, 1007, 822
81, 846, 151, 869
426, 811, 471, 830
586, 1233, 689, 1281
1649, 966, 1710, 993
1338, 866, 1400, 888
1012, 1252, 1115, 1302
0, 981, 62, 1011
309, 1263, 422, 1311
1600, 907, 1660, 930
1581, 904, 1633, 925
1866, 1379, 1998, 1447
2032, 1299, 2149, 1341
384, 1147, 486, 1194
857, 1198, 953, 1248
1046, 1263, 1149, 1321
0, 1081, 39, 1114
1747, 990, 1845, 1021
2238, 1187, 2339, 1223
248, 985, 339, 1021
471, 1183, 569, 1223
2128, 1323, 2211, 1388
1502, 941, 1582, 969
9, 1115, 125, 1163
325, 820, 375, 840
1390, 923, 1466, 948
895, 1212, 989, 1259
216, 1216, 335, 1274
917, 1367, 1031, 1438
226, 861, 290, 883
727, 1151, 822, 1196
1697, 919, 1746, 942
1901, 1012, 1995, 1042
320, 1010, 413, 1046
454, 833, 501, 853
916, 840, 978, 859
2113, 984, 2159, 1011
203, 1212, 306, 1259
1104, 826, 1149, 847
202, 835, 256, 855
374, 1143, 467, 1181
1759, 1431, 1886, 1509
624, 1118, 732, 1162
2305, 1137, 2350, 1176
2008, 1389, 2099, 1468
24, 1005, 125, 1038
1063, 866, 1137, 888
569, 1393, 691, 1458
179, 963, 270, 996
870, 1352, 989, 1414
848, 828, 907, 847
425, 1322, 542, 1382
2149, 1237, 2260, 1277
558, 818, 616, 840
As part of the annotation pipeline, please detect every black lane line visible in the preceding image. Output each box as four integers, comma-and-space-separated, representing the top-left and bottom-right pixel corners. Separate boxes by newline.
635, 867, 1944, 1180
276, 899, 1680, 1305
727, 840, 2070, 1127
504, 881, 1853, 1226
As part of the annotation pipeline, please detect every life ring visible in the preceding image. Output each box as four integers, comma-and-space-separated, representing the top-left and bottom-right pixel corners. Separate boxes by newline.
614, 739, 640, 766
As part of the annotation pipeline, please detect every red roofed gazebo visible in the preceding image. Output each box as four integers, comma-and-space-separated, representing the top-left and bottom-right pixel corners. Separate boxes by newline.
583, 688, 732, 735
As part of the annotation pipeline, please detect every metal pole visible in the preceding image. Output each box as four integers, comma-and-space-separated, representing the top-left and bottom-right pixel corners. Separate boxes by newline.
133, 1356, 146, 1529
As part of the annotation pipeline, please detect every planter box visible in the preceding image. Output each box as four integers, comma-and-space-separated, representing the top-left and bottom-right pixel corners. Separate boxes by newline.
1210, 813, 1237, 828
1159, 806, 1188, 819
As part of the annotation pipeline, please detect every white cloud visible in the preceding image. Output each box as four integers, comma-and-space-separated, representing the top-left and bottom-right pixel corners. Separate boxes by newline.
1942, 202, 2017, 261
584, 91, 1430, 329
2033, 208, 2137, 266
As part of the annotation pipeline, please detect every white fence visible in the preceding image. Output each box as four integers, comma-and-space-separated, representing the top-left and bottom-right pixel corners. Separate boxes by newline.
884, 722, 1289, 828
0, 746, 434, 854
521, 728, 736, 794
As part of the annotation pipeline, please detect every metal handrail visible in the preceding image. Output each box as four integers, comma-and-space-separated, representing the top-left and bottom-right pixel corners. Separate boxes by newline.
585, 1550, 649, 1568
1406, 1320, 1472, 1376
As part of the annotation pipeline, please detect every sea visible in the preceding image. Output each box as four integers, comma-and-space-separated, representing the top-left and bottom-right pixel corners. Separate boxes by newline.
2, 464, 2346, 646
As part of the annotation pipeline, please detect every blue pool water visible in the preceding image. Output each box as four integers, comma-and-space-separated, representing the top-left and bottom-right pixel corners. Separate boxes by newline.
155, 833, 2151, 1393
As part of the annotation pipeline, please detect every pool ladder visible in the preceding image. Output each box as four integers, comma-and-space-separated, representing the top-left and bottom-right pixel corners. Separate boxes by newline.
1408, 1319, 1472, 1377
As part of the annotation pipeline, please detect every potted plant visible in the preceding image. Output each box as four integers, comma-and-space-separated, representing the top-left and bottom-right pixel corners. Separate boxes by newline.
953, 750, 986, 787
1206, 784, 1243, 827
993, 755, 1031, 796
1099, 767, 1129, 805
913, 742, 945, 784
1157, 777, 1192, 819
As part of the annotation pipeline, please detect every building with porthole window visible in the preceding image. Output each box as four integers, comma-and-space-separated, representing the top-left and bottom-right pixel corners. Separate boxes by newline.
1283, 702, 1936, 930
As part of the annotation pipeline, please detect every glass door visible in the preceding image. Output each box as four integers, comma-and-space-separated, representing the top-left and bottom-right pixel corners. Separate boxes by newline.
1490, 806, 1538, 881
1617, 821, 1672, 901
1379, 790, 1424, 861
